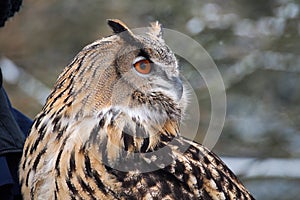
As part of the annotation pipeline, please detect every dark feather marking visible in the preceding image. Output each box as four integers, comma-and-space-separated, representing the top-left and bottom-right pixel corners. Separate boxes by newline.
29, 123, 47, 155
34, 112, 46, 129
211, 170, 224, 193
32, 146, 47, 171
236, 186, 243, 199
190, 162, 203, 190
160, 133, 172, 143
105, 166, 132, 188
122, 125, 134, 151
202, 189, 213, 199
141, 137, 149, 153
48, 86, 70, 109
84, 154, 93, 177
121, 176, 138, 189
76, 53, 85, 72
77, 51, 98, 78
54, 191, 57, 200
204, 166, 213, 180
99, 117, 105, 128
68, 149, 76, 178
55, 135, 69, 176
203, 156, 211, 165
55, 150, 63, 177
160, 180, 172, 196
30, 184, 35, 200
182, 171, 190, 184
143, 174, 156, 188
25, 168, 31, 187
52, 116, 61, 132
55, 180, 59, 192
92, 170, 123, 197
22, 147, 29, 170
77, 176, 96, 198
172, 182, 185, 199
159, 168, 191, 198
66, 178, 78, 195
63, 91, 72, 104
174, 160, 185, 179
55, 126, 67, 140
56, 105, 67, 117
228, 178, 234, 191
93, 171, 108, 195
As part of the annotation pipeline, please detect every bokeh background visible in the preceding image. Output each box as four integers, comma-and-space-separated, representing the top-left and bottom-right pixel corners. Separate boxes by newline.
1, 0, 300, 199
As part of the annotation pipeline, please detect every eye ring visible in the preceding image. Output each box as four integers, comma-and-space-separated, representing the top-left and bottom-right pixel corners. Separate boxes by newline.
133, 57, 152, 75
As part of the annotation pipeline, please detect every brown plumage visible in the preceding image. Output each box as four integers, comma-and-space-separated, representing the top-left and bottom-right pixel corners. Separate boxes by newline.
19, 19, 255, 200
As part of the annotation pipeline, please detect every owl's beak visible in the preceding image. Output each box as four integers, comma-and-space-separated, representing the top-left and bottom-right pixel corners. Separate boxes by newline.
172, 76, 183, 100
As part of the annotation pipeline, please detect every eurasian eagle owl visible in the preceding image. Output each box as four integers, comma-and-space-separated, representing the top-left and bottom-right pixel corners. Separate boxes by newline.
19, 19, 254, 200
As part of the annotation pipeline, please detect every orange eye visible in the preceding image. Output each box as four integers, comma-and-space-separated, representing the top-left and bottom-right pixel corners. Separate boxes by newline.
133, 59, 152, 74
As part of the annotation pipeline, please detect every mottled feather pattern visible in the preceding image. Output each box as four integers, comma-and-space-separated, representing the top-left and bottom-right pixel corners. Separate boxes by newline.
19, 19, 254, 199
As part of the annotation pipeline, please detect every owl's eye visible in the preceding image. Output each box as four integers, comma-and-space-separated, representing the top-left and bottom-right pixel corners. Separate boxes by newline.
133, 58, 152, 75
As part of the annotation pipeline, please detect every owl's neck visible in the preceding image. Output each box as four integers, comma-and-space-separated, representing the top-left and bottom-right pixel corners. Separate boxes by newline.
76, 106, 181, 167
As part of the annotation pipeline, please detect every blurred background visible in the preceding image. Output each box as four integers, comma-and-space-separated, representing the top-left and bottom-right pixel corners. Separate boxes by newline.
1, 0, 300, 199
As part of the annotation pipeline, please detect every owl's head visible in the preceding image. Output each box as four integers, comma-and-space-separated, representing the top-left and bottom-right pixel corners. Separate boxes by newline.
47, 19, 187, 129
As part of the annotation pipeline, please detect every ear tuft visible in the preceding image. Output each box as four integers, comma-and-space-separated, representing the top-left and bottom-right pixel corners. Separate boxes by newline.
149, 21, 163, 39
107, 19, 131, 34
106, 19, 139, 45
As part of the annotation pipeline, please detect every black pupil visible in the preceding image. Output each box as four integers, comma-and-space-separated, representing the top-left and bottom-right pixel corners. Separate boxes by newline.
139, 61, 147, 70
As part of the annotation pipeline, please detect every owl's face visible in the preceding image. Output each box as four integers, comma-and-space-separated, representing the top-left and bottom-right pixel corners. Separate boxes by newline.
114, 34, 182, 102
106, 20, 186, 119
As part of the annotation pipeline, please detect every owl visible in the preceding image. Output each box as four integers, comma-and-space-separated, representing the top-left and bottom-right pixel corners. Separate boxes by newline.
19, 19, 255, 200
